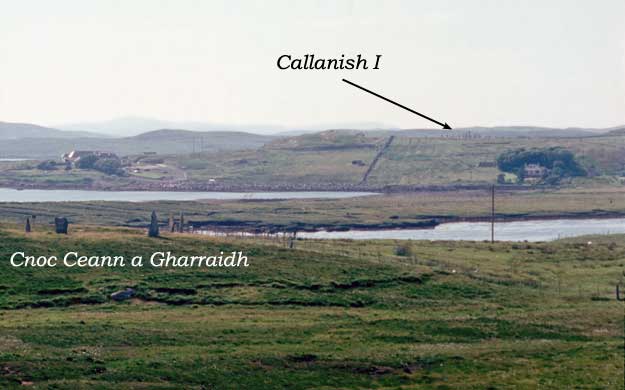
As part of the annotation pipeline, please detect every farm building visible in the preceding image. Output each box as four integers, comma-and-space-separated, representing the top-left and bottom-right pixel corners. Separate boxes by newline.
524, 163, 548, 178
62, 150, 118, 163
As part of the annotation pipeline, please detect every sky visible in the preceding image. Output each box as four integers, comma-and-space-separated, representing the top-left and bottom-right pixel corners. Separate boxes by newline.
0, 0, 624, 132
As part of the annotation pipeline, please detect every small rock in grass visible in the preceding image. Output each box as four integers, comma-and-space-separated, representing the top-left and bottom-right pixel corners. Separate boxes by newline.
111, 288, 135, 301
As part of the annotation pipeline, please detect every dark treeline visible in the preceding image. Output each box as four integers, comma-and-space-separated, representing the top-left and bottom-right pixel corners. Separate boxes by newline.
497, 147, 586, 182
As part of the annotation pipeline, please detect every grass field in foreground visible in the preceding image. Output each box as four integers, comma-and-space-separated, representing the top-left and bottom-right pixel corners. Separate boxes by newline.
0, 225, 623, 389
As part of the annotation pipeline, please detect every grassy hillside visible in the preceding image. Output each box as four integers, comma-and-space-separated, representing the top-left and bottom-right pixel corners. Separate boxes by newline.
58, 116, 286, 137
163, 131, 625, 188
0, 130, 274, 160
357, 126, 611, 138
2, 129, 625, 190
0, 226, 622, 388
0, 121, 103, 141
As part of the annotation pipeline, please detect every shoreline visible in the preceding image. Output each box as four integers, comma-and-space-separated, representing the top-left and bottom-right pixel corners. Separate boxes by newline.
1, 186, 623, 235
188, 212, 625, 234
0, 182, 537, 193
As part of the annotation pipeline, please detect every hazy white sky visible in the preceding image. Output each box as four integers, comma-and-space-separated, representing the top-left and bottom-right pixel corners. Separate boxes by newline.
1, 0, 624, 130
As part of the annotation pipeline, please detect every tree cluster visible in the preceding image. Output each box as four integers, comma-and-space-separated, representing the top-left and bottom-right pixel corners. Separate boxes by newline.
496, 147, 586, 184
76, 155, 124, 176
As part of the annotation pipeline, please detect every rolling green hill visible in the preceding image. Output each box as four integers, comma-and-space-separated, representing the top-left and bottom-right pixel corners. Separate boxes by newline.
2, 128, 625, 190
163, 130, 625, 188
0, 129, 275, 159
0, 225, 622, 389
0, 121, 104, 141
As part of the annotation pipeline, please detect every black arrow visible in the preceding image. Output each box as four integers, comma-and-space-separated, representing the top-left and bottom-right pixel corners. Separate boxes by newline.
342, 78, 451, 129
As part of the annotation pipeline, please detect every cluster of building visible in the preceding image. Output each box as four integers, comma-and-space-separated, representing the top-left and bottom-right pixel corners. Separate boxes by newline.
61, 150, 118, 164
477, 161, 548, 178
523, 163, 548, 178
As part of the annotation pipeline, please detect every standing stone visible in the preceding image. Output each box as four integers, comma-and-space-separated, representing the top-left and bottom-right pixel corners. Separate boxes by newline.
25, 217, 31, 233
168, 214, 175, 232
178, 212, 185, 233
54, 217, 68, 234
288, 231, 297, 249
148, 211, 159, 237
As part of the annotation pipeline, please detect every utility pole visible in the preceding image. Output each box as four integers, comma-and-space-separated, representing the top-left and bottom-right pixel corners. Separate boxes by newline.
491, 185, 495, 243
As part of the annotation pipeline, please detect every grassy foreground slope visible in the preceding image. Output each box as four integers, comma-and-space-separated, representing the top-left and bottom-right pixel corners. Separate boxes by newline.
0, 225, 623, 389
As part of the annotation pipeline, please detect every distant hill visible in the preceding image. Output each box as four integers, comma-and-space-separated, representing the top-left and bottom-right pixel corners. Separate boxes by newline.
448, 126, 610, 138
357, 126, 615, 139
166, 127, 625, 189
2, 120, 623, 161
607, 126, 625, 136
266, 129, 381, 151
270, 126, 625, 150
122, 129, 275, 153
58, 116, 287, 136
131, 128, 272, 143
0, 121, 104, 140
0, 129, 275, 159
58, 116, 399, 136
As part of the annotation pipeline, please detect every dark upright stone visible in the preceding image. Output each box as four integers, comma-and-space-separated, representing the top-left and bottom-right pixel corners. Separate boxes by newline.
25, 217, 31, 233
168, 214, 175, 232
148, 211, 159, 237
178, 213, 185, 233
54, 217, 68, 234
